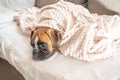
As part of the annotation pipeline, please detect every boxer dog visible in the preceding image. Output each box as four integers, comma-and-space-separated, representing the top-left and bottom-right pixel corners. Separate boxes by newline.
30, 27, 62, 60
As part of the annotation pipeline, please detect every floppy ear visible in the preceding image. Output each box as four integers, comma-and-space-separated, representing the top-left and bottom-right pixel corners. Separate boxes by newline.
53, 29, 62, 43
47, 29, 62, 49
30, 30, 39, 48
30, 31, 35, 48
31, 31, 34, 39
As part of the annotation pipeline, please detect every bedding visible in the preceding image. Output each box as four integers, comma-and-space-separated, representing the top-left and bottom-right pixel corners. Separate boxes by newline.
14, 1, 120, 61
0, 1, 120, 80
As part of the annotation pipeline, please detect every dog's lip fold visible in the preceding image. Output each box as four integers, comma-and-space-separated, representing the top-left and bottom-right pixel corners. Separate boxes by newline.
32, 49, 55, 61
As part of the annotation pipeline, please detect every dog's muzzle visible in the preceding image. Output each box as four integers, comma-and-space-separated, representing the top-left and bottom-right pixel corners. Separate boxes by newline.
32, 48, 55, 60
33, 49, 54, 60
31, 41, 55, 61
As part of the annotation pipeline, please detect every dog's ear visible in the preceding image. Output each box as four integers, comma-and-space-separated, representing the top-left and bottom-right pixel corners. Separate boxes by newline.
31, 31, 34, 39
30, 31, 35, 48
46, 29, 62, 49
54, 29, 62, 42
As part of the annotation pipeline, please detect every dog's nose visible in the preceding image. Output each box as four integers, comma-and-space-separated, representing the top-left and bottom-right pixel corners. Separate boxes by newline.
32, 49, 42, 60
33, 49, 39, 55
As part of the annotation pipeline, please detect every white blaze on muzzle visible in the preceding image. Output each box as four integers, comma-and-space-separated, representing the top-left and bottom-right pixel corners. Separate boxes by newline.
34, 36, 39, 49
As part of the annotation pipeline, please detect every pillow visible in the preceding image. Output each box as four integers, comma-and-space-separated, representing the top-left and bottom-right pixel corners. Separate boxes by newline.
35, 0, 59, 8
88, 0, 118, 15
0, 0, 35, 11
35, 0, 87, 8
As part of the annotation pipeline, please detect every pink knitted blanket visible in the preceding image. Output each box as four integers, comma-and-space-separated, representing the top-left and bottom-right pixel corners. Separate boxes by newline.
14, 1, 120, 61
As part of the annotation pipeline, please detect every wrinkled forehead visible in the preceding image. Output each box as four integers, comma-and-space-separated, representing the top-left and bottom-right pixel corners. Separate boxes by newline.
31, 30, 51, 45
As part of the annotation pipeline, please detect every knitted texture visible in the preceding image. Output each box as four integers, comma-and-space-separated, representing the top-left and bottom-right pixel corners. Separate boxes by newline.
14, 1, 120, 61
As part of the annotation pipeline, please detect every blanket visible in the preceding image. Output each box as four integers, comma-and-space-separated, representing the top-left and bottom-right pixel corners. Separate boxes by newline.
14, 0, 120, 61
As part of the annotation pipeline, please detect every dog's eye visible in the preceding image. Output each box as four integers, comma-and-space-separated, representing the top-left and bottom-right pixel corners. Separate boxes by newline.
38, 44, 47, 48
37, 42, 48, 49
31, 41, 35, 48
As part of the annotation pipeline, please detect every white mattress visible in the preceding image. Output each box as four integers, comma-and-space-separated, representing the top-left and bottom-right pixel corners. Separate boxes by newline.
0, 1, 120, 80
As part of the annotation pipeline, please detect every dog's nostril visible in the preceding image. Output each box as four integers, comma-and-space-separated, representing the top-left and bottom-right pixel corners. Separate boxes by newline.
33, 49, 39, 55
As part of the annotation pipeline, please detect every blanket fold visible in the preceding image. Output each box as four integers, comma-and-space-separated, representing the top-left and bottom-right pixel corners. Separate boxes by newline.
14, 0, 120, 61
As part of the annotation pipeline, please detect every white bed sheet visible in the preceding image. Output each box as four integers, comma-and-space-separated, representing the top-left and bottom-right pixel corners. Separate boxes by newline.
0, 11, 120, 80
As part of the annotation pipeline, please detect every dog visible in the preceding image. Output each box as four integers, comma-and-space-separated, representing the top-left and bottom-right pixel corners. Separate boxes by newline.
30, 27, 62, 60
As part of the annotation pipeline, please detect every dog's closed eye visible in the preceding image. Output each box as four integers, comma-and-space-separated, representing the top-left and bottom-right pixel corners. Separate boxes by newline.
37, 41, 48, 49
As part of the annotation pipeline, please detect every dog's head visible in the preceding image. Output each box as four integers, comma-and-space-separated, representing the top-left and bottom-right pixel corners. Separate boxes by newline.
30, 27, 62, 60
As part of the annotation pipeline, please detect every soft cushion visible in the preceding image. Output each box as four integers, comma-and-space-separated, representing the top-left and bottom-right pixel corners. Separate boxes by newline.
88, 0, 118, 15
35, 0, 87, 8
0, 0, 35, 11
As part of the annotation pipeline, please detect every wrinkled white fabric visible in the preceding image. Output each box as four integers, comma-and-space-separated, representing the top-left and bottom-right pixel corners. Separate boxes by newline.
14, 1, 120, 61
0, 19, 120, 80
1, 2, 120, 80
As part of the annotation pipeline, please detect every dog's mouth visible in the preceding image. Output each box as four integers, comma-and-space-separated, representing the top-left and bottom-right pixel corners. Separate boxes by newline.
32, 48, 55, 61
